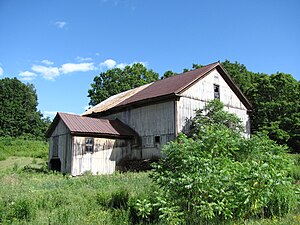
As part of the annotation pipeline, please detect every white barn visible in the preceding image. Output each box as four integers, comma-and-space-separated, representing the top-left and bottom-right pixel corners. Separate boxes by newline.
46, 62, 252, 176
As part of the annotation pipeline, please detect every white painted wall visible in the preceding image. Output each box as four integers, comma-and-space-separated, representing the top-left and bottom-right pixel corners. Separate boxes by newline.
104, 101, 176, 159
177, 68, 251, 136
71, 137, 130, 176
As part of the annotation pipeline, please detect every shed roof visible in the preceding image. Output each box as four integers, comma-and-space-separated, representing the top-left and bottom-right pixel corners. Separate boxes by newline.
45, 112, 136, 138
83, 62, 252, 116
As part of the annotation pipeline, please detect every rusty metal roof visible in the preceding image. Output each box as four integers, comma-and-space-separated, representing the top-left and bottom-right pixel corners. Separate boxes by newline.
45, 112, 136, 138
84, 62, 219, 115
117, 62, 219, 107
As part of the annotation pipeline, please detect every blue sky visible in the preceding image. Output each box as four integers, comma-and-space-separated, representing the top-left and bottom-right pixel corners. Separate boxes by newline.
0, 0, 299, 119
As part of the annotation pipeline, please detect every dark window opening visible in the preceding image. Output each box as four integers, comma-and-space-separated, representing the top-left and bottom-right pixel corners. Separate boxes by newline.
214, 84, 220, 99
155, 136, 160, 144
85, 137, 94, 153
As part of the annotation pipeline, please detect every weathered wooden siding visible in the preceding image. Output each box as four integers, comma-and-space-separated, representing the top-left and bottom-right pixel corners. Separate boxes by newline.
71, 137, 130, 176
177, 68, 251, 136
104, 101, 175, 159
48, 120, 72, 173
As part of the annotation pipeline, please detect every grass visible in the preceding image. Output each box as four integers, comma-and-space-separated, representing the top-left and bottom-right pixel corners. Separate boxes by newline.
289, 153, 300, 181
0, 158, 299, 225
0, 159, 157, 224
0, 137, 48, 161
0, 157, 44, 171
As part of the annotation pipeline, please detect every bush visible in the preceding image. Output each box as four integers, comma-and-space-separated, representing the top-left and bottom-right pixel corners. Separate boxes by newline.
151, 126, 295, 223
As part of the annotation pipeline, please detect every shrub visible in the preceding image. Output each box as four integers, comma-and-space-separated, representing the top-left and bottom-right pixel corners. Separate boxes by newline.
151, 126, 295, 223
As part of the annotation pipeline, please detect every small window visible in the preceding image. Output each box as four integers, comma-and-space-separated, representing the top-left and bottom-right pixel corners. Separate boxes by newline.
85, 137, 94, 153
214, 84, 220, 99
155, 136, 160, 144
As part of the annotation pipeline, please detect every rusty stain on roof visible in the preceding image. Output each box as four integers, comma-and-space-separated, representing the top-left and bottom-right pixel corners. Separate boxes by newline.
45, 112, 136, 138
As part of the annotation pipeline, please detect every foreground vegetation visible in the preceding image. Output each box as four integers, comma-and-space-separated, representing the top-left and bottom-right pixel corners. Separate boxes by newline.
0, 161, 299, 225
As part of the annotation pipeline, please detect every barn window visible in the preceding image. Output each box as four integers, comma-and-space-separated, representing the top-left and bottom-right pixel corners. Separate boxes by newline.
85, 137, 94, 153
155, 136, 160, 144
53, 136, 59, 157
214, 84, 220, 99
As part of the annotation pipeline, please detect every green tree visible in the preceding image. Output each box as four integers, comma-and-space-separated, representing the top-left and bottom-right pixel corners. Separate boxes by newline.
251, 73, 300, 150
160, 70, 177, 80
88, 63, 159, 106
189, 99, 244, 138
0, 77, 49, 139
222, 60, 300, 153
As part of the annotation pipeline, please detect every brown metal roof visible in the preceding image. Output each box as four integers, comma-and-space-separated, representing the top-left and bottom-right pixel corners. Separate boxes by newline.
116, 62, 219, 107
45, 112, 136, 138
83, 62, 252, 116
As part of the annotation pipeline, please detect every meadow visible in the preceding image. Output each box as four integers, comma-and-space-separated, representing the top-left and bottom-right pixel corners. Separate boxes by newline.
0, 138, 299, 224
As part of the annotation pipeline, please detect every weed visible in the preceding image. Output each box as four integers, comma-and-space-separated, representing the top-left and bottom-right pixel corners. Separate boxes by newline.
110, 188, 129, 209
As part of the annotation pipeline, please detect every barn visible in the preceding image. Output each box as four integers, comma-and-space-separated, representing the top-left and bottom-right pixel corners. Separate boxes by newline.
46, 62, 252, 176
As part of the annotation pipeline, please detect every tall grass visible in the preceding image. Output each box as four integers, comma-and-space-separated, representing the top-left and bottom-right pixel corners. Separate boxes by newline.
0, 137, 48, 161
289, 153, 300, 181
0, 166, 157, 224
0, 162, 299, 224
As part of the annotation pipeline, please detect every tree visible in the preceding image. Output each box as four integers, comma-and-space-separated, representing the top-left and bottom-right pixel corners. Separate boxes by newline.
0, 77, 50, 139
222, 60, 300, 153
160, 70, 177, 80
188, 99, 244, 138
88, 63, 159, 106
251, 73, 300, 150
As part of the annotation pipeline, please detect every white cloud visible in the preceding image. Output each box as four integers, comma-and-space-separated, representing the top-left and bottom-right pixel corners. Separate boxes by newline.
19, 71, 37, 81
60, 63, 95, 74
76, 56, 93, 62
32, 65, 60, 81
99, 59, 117, 69
55, 21, 67, 29
116, 63, 127, 69
41, 59, 54, 65
29, 61, 94, 81
0, 66, 3, 76
99, 59, 148, 71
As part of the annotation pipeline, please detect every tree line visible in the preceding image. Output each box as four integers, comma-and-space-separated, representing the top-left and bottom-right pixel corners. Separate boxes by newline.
88, 61, 300, 153
0, 78, 50, 140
